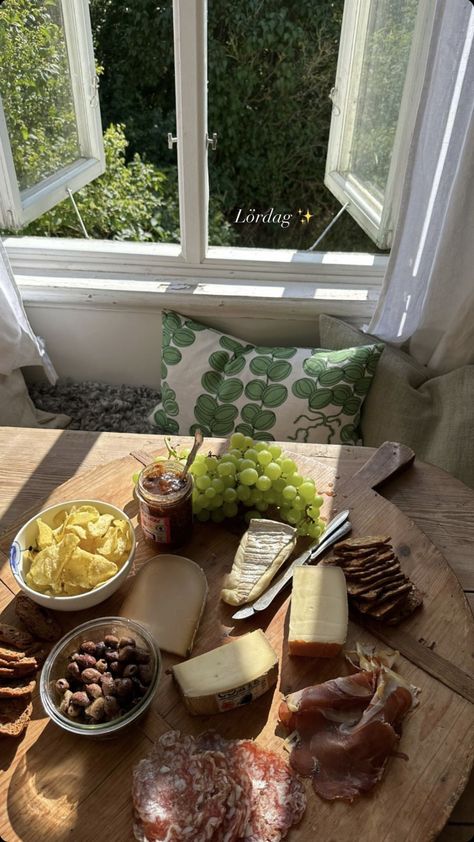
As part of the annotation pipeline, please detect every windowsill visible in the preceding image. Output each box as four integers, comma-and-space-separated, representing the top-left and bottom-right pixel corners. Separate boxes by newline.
5, 236, 386, 320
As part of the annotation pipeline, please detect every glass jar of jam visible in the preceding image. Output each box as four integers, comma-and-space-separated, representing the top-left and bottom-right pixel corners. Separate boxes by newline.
136, 460, 193, 549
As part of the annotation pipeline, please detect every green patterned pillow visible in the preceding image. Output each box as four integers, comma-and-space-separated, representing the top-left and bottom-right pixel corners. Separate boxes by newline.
149, 311, 384, 444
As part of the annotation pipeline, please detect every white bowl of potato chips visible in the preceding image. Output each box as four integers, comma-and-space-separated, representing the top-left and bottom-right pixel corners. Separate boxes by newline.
9, 500, 135, 611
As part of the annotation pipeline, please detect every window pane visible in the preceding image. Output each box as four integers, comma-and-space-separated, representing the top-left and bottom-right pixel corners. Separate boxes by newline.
207, 0, 379, 252
349, 0, 418, 201
0, 0, 81, 192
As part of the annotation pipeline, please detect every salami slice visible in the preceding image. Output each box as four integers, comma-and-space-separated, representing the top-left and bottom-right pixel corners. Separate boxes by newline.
132, 731, 231, 842
195, 732, 306, 842
195, 732, 252, 842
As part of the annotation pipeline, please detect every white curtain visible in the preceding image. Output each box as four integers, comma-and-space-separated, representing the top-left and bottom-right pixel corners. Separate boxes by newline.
0, 240, 70, 427
369, 0, 474, 372
0, 238, 56, 381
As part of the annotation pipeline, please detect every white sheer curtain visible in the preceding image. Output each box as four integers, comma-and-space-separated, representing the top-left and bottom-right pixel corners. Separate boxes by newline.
0, 240, 70, 427
369, 0, 474, 372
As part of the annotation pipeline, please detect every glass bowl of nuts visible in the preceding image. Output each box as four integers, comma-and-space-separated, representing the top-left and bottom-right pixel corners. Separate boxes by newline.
40, 617, 161, 737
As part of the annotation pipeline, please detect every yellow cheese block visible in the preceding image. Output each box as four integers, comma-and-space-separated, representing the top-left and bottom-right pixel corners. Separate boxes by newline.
172, 629, 278, 715
119, 554, 207, 657
288, 565, 348, 657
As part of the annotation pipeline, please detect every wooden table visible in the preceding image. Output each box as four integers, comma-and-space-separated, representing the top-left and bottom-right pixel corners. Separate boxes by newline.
0, 427, 472, 842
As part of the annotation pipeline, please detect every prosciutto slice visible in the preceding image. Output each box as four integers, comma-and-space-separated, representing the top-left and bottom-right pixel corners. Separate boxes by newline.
279, 650, 418, 802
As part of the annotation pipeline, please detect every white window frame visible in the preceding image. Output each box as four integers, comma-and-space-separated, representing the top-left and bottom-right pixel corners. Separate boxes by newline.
325, 0, 436, 250
0, 0, 104, 230
1, 0, 434, 319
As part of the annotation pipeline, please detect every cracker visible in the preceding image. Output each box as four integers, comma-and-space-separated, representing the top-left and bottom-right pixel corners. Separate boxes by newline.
0, 623, 34, 650
0, 646, 26, 662
0, 678, 36, 698
15, 593, 62, 642
335, 536, 391, 552
0, 656, 38, 677
0, 698, 33, 737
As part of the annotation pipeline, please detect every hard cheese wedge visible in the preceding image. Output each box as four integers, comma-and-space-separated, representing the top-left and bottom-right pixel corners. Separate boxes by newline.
289, 565, 348, 657
172, 629, 278, 715
221, 518, 297, 606
120, 555, 207, 657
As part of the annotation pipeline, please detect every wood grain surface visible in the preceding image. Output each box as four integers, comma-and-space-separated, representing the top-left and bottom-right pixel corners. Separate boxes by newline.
0, 429, 473, 842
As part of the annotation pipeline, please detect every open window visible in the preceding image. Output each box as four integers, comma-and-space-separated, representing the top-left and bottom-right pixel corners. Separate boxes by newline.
324, 0, 435, 250
0, 0, 104, 230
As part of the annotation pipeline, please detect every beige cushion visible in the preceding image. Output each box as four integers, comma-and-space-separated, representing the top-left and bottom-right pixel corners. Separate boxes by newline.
319, 315, 474, 488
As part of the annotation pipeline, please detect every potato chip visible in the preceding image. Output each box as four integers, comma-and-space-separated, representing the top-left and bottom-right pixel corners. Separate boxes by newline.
86, 513, 114, 538
26, 505, 131, 596
36, 519, 54, 550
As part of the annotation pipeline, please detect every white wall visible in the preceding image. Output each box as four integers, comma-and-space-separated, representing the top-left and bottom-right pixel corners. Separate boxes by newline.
25, 303, 323, 388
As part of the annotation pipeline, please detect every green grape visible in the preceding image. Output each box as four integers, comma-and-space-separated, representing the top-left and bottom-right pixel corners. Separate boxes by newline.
286, 508, 300, 524
229, 448, 244, 459
257, 449, 272, 467
132, 472, 139, 484
221, 453, 238, 467
299, 481, 316, 502
256, 475, 272, 492
239, 467, 259, 486
190, 458, 206, 477
197, 510, 210, 522
238, 458, 256, 472
204, 486, 216, 500
230, 432, 246, 451
264, 490, 278, 505
243, 436, 254, 449
211, 509, 226, 523
292, 495, 306, 511
282, 485, 297, 501
193, 498, 203, 514
244, 509, 261, 523
196, 475, 211, 491
249, 488, 262, 505
244, 448, 259, 463
264, 461, 282, 481
307, 523, 322, 539
209, 494, 224, 509
254, 440, 268, 452
273, 477, 286, 493
222, 475, 235, 488
223, 487, 238, 503
211, 477, 225, 493
314, 495, 324, 508
255, 500, 269, 512
296, 523, 309, 537
237, 484, 252, 502
280, 458, 297, 475
290, 473, 304, 487
223, 501, 239, 518
217, 461, 235, 477
307, 503, 321, 519
268, 443, 281, 459
205, 456, 219, 474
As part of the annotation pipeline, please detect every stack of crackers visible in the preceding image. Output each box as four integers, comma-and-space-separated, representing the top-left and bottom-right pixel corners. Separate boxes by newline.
327, 536, 423, 625
0, 594, 61, 738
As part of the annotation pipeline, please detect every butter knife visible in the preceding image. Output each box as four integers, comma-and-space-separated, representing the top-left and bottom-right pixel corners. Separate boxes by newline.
232, 509, 351, 620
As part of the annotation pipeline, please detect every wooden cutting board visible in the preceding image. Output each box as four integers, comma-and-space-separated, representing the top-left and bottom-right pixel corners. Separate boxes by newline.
0, 442, 473, 842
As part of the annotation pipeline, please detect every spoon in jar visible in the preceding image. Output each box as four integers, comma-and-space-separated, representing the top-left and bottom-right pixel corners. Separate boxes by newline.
181, 429, 204, 480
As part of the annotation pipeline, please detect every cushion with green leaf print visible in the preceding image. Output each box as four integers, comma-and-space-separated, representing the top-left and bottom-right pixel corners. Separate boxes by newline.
149, 311, 384, 444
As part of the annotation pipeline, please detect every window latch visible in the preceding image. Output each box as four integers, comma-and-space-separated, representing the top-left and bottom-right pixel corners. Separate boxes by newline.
206, 132, 218, 151
167, 132, 177, 150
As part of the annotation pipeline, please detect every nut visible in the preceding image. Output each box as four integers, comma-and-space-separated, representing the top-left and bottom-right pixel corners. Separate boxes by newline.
80, 640, 98, 656
100, 674, 115, 696
81, 668, 102, 684
119, 636, 136, 648
138, 664, 153, 685
72, 653, 97, 670
104, 634, 119, 648
109, 660, 123, 676
135, 647, 150, 664
67, 661, 81, 680
85, 697, 106, 722
59, 689, 73, 712
105, 649, 119, 663
70, 691, 90, 708
95, 641, 106, 658
114, 677, 133, 698
118, 645, 135, 663
86, 683, 103, 700
66, 703, 82, 718
55, 678, 70, 694
95, 658, 108, 674
103, 695, 120, 718
123, 664, 138, 679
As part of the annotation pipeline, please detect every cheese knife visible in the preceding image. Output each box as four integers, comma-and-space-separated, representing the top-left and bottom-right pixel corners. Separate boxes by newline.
232, 509, 351, 620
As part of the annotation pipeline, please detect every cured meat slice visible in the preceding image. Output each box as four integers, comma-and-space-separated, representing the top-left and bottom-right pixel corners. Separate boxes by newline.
132, 731, 231, 842
279, 658, 417, 802
195, 732, 252, 842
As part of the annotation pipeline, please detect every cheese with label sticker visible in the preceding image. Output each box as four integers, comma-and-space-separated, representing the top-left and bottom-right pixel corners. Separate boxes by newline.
289, 565, 348, 657
221, 518, 297, 606
119, 555, 207, 657
172, 629, 278, 715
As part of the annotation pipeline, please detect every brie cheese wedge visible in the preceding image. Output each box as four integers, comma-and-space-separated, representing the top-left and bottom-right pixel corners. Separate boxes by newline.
221, 518, 297, 606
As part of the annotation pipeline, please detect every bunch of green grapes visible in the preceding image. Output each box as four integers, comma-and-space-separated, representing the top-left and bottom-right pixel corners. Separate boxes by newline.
190, 433, 325, 538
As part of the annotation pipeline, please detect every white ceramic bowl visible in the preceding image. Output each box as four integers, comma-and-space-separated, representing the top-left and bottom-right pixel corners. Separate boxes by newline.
9, 499, 135, 611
